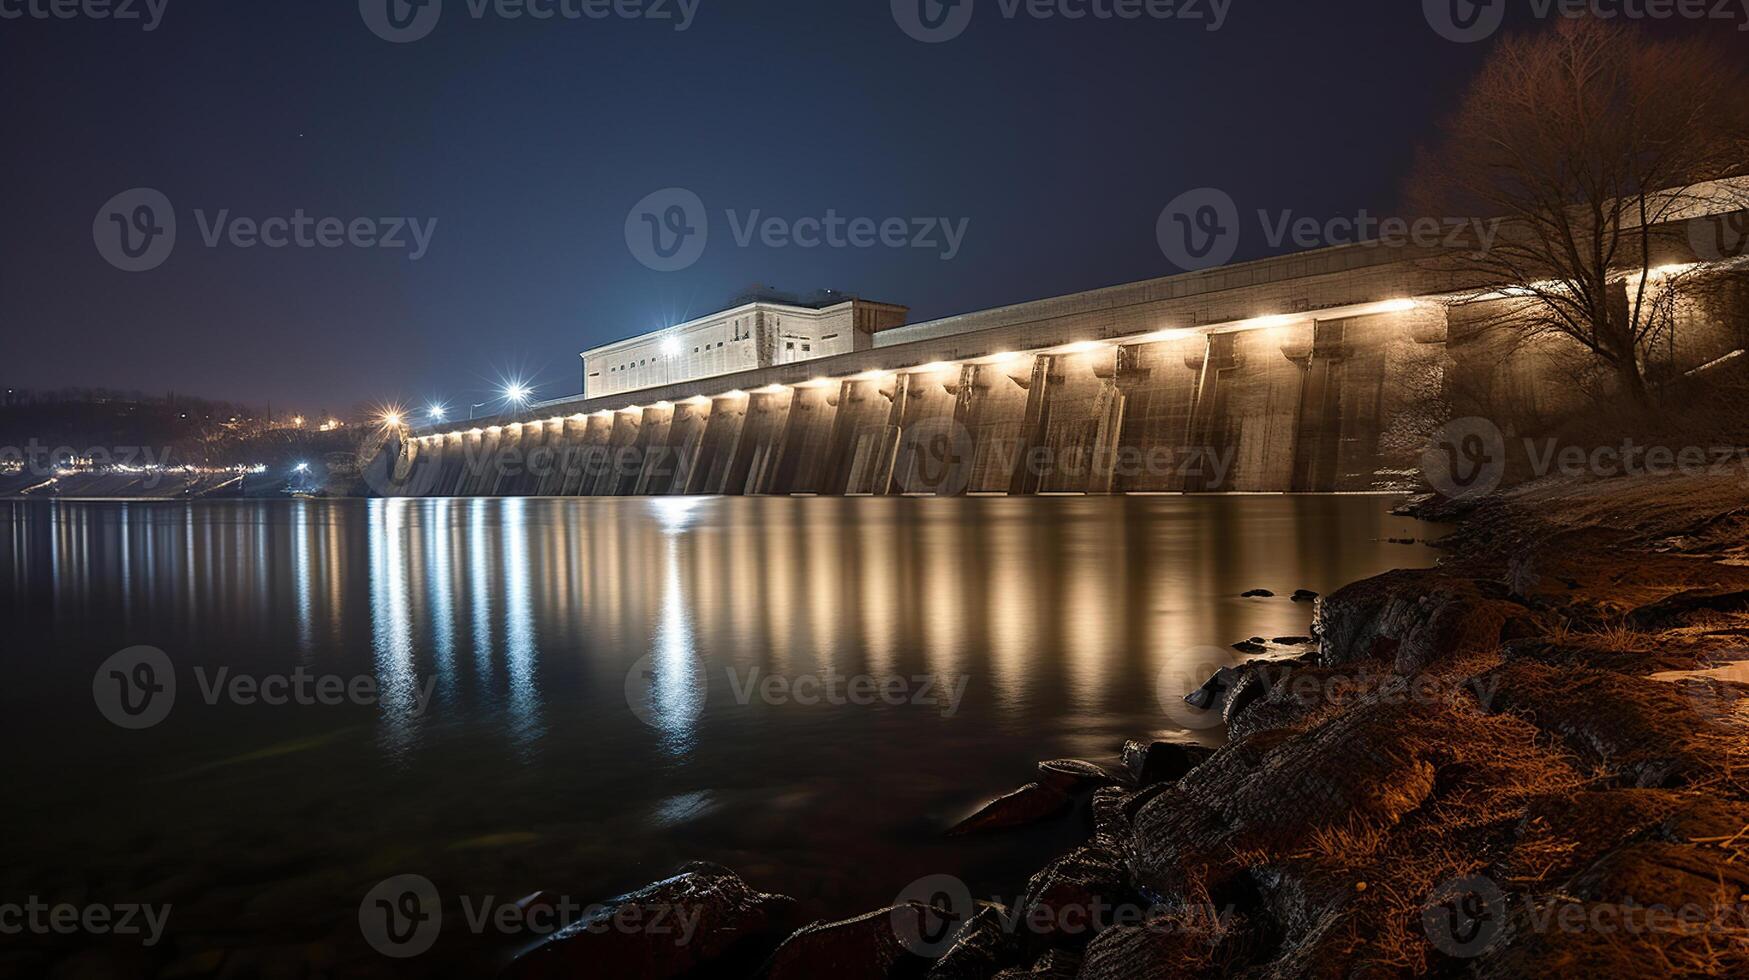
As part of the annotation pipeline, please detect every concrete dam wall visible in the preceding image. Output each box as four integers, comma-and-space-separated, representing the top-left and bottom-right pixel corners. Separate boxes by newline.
370, 221, 1749, 499
373, 298, 1454, 498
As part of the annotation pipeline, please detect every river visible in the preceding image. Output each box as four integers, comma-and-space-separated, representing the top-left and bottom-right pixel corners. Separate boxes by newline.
0, 495, 1442, 974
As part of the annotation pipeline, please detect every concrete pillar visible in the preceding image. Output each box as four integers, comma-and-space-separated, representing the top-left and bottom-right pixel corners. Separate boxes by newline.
1107, 336, 1205, 493
655, 400, 714, 495
1186, 325, 1312, 491
692, 394, 749, 494
820, 377, 897, 496
769, 384, 840, 494
565, 414, 614, 495
627, 404, 676, 495
462, 427, 502, 497
960, 359, 1033, 494
726, 389, 794, 495
889, 364, 962, 495
1008, 354, 1053, 495
589, 412, 642, 496
490, 423, 526, 496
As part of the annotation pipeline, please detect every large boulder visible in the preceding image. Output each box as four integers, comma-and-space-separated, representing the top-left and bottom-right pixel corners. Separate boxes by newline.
1128, 699, 1442, 901
762, 903, 942, 980
1316, 569, 1537, 672
1035, 759, 1118, 793
946, 783, 1073, 837
1015, 845, 1138, 953
502, 862, 793, 980
1119, 738, 1214, 787
926, 904, 1019, 980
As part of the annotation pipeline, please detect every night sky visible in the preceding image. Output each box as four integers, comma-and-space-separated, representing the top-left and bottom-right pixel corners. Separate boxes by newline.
0, 1, 1598, 413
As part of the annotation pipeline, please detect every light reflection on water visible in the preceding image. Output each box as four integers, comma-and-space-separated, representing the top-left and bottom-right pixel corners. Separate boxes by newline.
0, 495, 1443, 962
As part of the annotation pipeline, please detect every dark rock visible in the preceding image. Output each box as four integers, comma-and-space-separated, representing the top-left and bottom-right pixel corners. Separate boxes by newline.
1017, 845, 1137, 952
1272, 635, 1313, 646
926, 903, 1019, 980
1241, 589, 1274, 598
1220, 665, 1277, 726
1089, 786, 1130, 850
1315, 568, 1534, 672
1119, 738, 1213, 787
1129, 699, 1441, 900
994, 948, 1081, 978
947, 783, 1073, 837
502, 862, 793, 980
763, 903, 941, 980
1500, 637, 1696, 675
1076, 913, 1229, 980
1183, 666, 1239, 710
1231, 641, 1268, 655
1474, 661, 1740, 787
1625, 587, 1749, 630
1291, 589, 1319, 602
1035, 759, 1117, 793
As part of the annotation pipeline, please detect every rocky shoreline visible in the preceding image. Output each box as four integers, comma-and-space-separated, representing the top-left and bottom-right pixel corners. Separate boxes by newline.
503, 473, 1749, 978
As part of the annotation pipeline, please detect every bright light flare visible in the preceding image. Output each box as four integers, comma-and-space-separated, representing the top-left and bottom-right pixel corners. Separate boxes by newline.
504, 383, 532, 405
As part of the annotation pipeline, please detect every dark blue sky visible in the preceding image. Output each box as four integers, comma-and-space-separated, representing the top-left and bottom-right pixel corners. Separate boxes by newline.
3, 1, 1530, 413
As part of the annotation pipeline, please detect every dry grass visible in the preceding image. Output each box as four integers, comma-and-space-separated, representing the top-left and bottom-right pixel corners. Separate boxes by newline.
1544, 619, 1660, 652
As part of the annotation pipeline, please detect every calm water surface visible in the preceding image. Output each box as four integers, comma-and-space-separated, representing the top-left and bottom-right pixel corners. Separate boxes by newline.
0, 496, 1442, 973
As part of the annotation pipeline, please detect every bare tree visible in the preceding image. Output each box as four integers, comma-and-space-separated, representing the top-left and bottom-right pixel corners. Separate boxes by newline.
1406, 16, 1749, 409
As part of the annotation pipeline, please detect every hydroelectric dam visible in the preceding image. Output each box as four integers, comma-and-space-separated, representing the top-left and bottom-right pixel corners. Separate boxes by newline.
369, 219, 1749, 498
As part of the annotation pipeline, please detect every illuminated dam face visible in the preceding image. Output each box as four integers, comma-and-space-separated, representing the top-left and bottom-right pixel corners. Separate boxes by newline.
374, 236, 1744, 498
